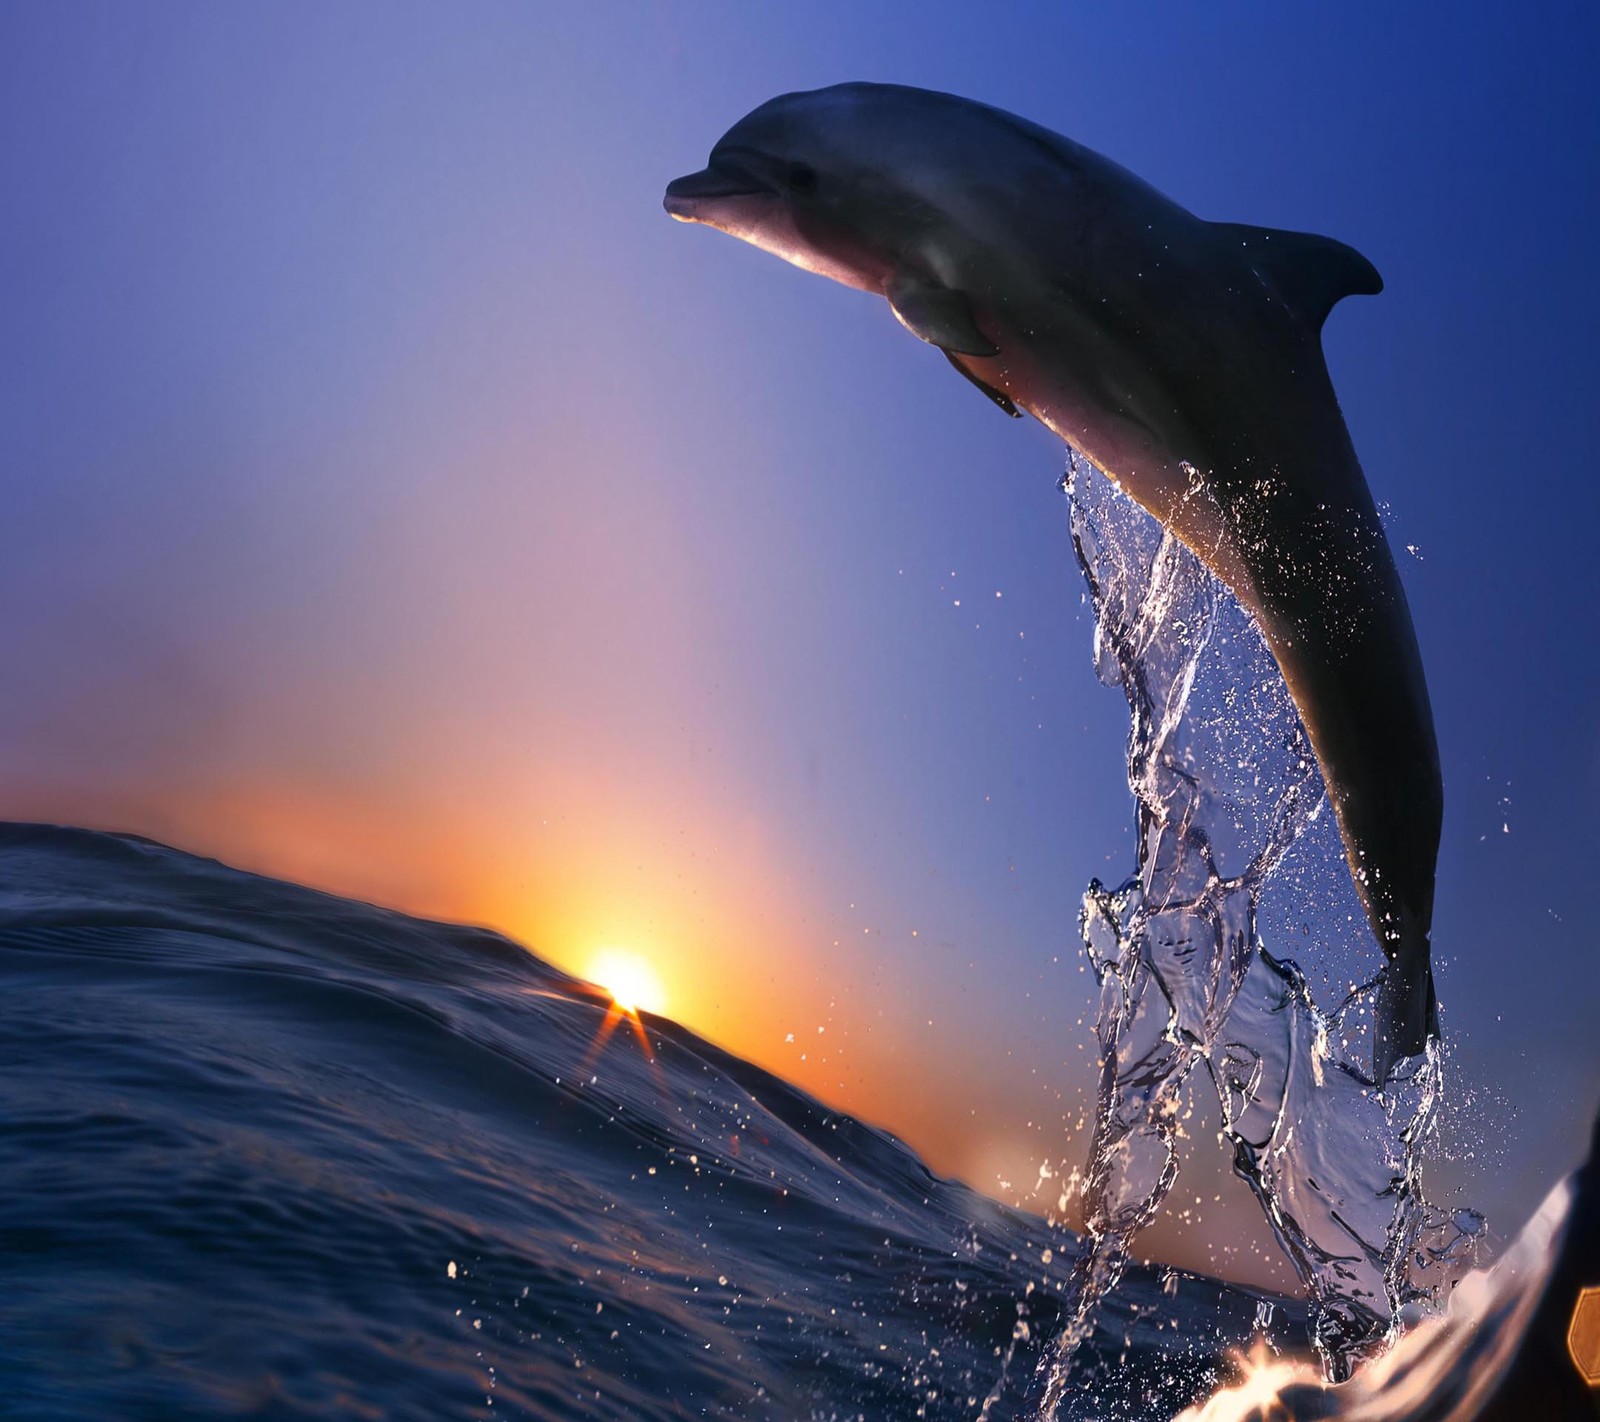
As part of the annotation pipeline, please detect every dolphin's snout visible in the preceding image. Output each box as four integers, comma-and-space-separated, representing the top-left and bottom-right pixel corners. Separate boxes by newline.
664, 159, 774, 220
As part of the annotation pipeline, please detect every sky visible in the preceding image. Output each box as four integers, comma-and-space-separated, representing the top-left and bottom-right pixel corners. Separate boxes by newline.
2, 1, 1597, 1289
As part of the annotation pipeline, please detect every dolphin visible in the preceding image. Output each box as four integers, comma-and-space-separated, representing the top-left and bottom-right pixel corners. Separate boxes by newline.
665, 83, 1440, 1082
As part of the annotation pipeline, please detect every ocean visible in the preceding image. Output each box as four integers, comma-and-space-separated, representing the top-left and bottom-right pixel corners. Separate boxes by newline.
1, 821, 1301, 1421
3, 823, 1588, 1421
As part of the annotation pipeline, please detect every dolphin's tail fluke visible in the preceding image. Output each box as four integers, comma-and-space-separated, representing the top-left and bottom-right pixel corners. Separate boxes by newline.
1372, 921, 1439, 1085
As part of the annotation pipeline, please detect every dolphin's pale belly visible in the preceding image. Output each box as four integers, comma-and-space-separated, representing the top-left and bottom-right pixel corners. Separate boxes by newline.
960, 317, 1251, 599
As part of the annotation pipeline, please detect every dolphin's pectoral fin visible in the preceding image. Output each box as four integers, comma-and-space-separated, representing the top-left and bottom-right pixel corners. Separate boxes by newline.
885, 273, 999, 357
1211, 222, 1384, 331
942, 350, 1021, 418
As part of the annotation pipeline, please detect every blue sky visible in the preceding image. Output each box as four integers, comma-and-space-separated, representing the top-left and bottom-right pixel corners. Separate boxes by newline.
2, 1, 1596, 1285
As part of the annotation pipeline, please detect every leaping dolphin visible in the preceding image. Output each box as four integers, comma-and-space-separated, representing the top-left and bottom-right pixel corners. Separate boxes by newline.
665, 83, 1441, 1083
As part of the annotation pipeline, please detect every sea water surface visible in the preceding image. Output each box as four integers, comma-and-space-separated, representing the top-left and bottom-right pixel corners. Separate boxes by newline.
1, 823, 1583, 1421
1, 822, 1305, 1421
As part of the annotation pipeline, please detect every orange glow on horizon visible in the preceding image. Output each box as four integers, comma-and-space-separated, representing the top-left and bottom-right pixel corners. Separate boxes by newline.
0, 767, 1296, 1291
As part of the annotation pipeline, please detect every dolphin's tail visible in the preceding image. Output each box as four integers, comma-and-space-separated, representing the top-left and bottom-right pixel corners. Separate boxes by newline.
1372, 915, 1439, 1085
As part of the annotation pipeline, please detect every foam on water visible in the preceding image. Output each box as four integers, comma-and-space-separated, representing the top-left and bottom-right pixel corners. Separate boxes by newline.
1032, 457, 1482, 1413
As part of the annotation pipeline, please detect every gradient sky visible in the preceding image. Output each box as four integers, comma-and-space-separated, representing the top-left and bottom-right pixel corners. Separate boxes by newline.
3, 1, 1597, 1288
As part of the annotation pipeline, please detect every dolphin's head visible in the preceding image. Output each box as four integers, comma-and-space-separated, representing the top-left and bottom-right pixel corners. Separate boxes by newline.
664, 85, 952, 295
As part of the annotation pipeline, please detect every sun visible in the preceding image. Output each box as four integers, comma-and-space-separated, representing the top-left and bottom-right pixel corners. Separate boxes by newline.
587, 947, 666, 1017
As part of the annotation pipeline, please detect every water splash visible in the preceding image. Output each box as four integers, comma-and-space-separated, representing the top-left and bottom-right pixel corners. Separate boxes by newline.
1175, 1170, 1574, 1422
1033, 456, 1480, 1413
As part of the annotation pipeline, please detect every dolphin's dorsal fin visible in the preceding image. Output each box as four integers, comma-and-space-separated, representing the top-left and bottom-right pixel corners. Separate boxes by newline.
885, 273, 999, 357
1212, 222, 1383, 330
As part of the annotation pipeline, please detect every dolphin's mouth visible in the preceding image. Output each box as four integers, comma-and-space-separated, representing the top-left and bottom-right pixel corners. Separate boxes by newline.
664, 157, 775, 220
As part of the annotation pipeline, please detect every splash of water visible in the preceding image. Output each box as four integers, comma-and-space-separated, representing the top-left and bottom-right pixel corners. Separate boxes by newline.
1033, 456, 1480, 1414
1175, 1173, 1572, 1422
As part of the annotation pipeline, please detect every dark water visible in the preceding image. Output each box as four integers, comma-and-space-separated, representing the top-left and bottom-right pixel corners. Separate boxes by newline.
0, 823, 1307, 1421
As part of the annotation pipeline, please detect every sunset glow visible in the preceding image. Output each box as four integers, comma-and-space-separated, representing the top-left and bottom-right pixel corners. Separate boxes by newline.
587, 947, 666, 1017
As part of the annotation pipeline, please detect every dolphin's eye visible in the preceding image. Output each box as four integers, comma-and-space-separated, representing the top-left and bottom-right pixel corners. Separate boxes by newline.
787, 162, 818, 193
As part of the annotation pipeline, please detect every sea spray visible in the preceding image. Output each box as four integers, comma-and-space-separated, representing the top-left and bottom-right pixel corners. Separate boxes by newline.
1175, 1168, 1577, 1422
1033, 456, 1480, 1413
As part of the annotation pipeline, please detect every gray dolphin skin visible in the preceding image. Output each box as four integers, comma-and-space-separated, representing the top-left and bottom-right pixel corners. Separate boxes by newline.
665, 83, 1440, 1083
